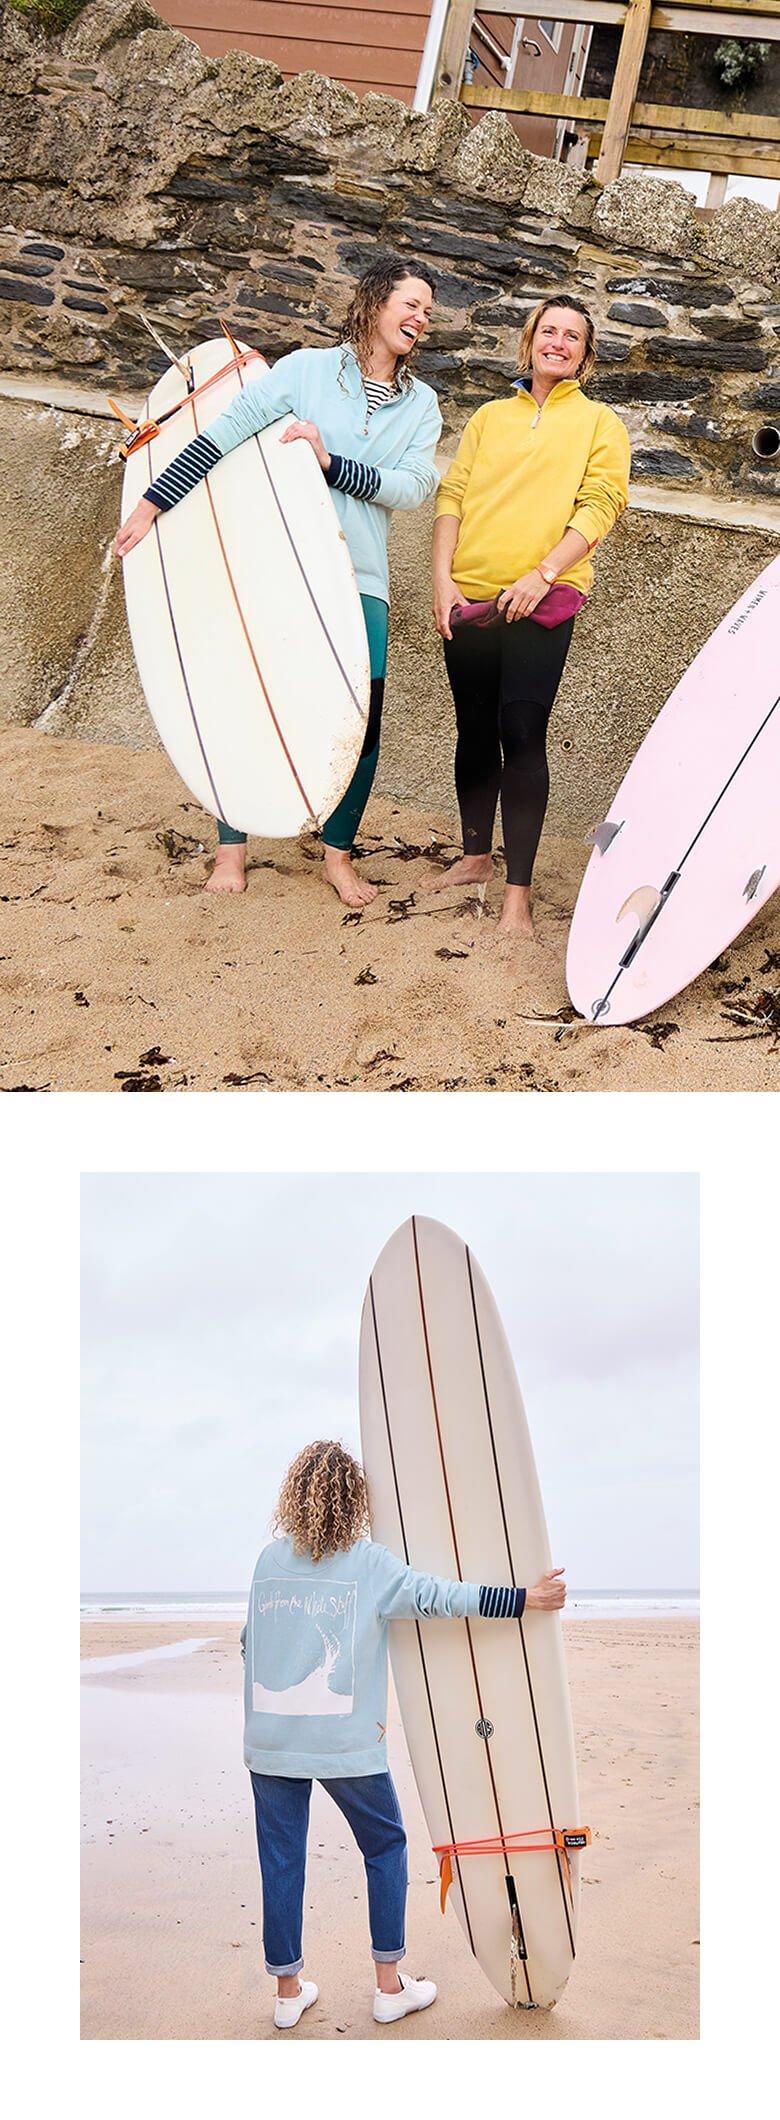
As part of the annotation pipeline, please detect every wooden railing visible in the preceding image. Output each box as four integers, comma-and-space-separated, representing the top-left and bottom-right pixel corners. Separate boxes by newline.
435, 0, 780, 191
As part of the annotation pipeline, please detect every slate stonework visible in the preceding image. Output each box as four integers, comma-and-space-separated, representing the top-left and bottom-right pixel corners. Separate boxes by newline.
1, 1, 779, 503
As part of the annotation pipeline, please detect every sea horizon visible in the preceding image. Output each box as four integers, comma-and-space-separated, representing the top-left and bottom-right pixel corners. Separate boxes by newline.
81, 1587, 700, 1621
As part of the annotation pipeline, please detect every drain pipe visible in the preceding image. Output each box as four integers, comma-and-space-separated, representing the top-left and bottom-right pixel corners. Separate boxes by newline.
752, 425, 780, 460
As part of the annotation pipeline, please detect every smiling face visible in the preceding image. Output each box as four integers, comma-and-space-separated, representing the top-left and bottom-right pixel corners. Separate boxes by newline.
531, 305, 589, 384
375, 275, 434, 363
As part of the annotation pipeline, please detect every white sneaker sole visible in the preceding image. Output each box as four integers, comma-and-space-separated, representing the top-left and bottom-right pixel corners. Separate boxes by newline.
374, 1993, 437, 2024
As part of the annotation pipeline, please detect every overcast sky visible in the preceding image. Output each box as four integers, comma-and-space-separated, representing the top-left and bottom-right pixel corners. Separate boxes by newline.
81, 1173, 698, 1591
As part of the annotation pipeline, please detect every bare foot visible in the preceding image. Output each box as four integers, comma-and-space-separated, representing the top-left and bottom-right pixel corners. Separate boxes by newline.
497, 884, 535, 938
420, 853, 493, 896
204, 845, 247, 894
323, 846, 378, 907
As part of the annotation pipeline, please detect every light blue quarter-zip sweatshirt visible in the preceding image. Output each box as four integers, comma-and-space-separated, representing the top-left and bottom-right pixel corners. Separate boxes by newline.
146, 345, 442, 607
242, 1535, 525, 1779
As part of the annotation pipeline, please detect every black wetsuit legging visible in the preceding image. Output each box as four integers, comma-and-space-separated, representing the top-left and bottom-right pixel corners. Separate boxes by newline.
443, 611, 575, 887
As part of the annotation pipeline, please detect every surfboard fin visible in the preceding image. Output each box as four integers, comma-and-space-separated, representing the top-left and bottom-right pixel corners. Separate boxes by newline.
744, 865, 766, 902
136, 311, 194, 392
219, 316, 245, 372
586, 820, 623, 855
617, 883, 661, 930
439, 1854, 452, 1913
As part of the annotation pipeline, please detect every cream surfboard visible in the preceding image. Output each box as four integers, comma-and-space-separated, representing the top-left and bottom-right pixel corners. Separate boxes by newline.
359, 1215, 584, 2009
119, 336, 370, 838
566, 555, 780, 1025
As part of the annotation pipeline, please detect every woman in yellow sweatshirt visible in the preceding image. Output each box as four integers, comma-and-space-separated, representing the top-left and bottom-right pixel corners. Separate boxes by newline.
430, 295, 630, 936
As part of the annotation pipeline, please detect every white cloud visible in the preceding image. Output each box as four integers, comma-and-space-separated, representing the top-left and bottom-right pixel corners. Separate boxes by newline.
81, 1173, 698, 1591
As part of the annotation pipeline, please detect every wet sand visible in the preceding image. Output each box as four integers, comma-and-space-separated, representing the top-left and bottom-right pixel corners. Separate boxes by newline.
2, 729, 778, 1091
80, 1619, 699, 2040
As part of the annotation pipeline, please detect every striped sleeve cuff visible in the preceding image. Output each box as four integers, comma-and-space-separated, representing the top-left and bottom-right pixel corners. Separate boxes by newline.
478, 1584, 526, 1619
325, 453, 381, 501
144, 432, 222, 512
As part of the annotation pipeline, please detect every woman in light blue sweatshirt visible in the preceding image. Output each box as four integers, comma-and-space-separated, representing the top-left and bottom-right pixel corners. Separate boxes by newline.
242, 1439, 566, 2029
114, 257, 441, 908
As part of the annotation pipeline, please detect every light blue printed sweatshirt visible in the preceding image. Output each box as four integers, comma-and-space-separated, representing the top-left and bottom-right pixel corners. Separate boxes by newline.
242, 1535, 525, 1779
145, 345, 442, 607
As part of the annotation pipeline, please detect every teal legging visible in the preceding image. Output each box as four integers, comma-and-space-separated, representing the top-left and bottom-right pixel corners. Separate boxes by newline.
218, 594, 389, 851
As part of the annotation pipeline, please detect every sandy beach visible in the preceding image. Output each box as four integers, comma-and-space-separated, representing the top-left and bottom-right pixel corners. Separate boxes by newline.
2, 729, 778, 1092
80, 1617, 698, 2041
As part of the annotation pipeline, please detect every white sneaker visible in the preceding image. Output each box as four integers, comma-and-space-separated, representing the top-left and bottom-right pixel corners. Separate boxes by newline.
274, 1978, 318, 2029
373, 1972, 438, 2024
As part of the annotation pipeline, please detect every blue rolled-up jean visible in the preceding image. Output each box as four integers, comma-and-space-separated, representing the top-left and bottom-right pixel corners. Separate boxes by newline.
250, 1769, 407, 1976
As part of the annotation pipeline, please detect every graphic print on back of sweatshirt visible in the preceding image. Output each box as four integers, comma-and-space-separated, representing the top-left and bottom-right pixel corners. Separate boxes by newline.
251, 1574, 357, 1717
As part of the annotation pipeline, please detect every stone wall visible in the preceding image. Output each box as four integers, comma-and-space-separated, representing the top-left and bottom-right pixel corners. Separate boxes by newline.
1, 1, 778, 836
2, 1, 780, 503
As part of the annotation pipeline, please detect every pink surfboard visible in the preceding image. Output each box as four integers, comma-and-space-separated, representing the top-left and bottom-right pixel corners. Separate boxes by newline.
566, 556, 780, 1025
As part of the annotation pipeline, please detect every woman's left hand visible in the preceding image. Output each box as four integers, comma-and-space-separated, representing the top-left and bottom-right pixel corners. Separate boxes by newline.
498, 570, 549, 622
280, 419, 331, 472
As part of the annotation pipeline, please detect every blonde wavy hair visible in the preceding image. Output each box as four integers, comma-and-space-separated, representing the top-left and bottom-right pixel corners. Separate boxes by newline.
273, 1440, 370, 1564
518, 294, 597, 388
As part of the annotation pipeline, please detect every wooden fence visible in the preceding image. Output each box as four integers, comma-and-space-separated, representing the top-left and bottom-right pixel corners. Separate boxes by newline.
435, 0, 780, 196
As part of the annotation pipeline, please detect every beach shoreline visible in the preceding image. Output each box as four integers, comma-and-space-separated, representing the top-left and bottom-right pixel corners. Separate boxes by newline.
4, 727, 777, 1092
81, 1618, 699, 2041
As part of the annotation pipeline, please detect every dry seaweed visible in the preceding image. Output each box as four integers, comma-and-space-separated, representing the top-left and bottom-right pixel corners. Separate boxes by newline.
706, 987, 780, 1047
222, 1070, 272, 1086
634, 1020, 680, 1051
156, 829, 205, 863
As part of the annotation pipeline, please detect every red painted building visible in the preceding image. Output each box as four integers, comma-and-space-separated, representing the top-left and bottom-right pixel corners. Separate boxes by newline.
155, 4, 591, 154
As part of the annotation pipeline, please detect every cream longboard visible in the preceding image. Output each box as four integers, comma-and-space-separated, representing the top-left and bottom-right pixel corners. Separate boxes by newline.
566, 556, 780, 1025
359, 1215, 584, 2009
119, 336, 370, 837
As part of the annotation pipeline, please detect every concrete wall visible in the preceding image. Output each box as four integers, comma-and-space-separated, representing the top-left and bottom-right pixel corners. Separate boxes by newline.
2, 386, 776, 832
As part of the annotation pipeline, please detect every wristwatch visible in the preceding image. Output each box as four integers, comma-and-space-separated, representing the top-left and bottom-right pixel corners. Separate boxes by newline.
538, 562, 558, 586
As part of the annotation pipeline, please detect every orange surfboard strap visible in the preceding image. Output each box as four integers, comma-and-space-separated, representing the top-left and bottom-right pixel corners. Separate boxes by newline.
108, 339, 266, 458
433, 1827, 591, 1911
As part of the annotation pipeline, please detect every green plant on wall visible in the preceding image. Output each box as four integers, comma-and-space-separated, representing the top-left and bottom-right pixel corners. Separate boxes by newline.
9, 0, 86, 31
711, 38, 770, 90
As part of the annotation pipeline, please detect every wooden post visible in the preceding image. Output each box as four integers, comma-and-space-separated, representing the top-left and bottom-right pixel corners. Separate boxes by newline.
595, 0, 653, 183
705, 170, 729, 207
433, 0, 475, 103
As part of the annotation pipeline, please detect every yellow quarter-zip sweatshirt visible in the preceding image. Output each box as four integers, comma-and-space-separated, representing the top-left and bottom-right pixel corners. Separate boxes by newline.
435, 379, 630, 600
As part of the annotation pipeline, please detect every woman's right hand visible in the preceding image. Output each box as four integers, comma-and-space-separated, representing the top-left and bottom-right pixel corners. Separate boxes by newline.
525, 1568, 566, 1611
114, 497, 160, 559
432, 574, 460, 642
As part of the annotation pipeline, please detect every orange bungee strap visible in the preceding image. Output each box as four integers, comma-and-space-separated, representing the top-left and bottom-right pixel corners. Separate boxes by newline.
433, 1827, 591, 1914
108, 322, 266, 460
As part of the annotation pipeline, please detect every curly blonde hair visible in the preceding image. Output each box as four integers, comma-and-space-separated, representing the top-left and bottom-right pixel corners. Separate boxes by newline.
339, 254, 436, 394
518, 294, 597, 387
273, 1441, 370, 1564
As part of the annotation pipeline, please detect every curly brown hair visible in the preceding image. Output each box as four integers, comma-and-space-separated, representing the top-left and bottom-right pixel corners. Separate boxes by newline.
340, 254, 436, 393
273, 1440, 370, 1564
518, 294, 597, 387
